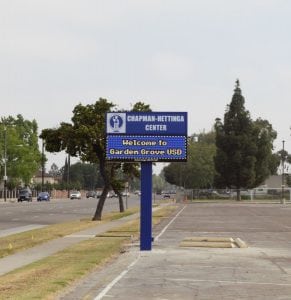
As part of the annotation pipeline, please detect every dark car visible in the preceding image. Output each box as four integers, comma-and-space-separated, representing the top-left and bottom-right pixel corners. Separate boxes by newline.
17, 188, 32, 202
37, 192, 50, 201
86, 191, 96, 198
161, 190, 172, 198
163, 193, 171, 199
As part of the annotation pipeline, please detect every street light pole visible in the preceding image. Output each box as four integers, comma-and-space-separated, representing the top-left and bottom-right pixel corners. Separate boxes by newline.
282, 140, 285, 203
3, 126, 7, 202
41, 140, 45, 192
67, 154, 70, 198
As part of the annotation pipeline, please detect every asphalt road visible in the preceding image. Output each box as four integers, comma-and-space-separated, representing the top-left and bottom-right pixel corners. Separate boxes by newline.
0, 195, 142, 231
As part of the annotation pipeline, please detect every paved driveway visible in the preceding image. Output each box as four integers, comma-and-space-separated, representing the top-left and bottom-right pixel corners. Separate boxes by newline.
60, 202, 291, 300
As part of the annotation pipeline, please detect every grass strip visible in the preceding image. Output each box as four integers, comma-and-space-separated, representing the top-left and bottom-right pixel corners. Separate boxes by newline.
0, 205, 177, 300
0, 237, 125, 300
0, 207, 138, 259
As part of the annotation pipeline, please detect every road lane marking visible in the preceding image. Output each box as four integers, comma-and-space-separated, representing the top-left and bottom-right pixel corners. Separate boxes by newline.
155, 205, 187, 241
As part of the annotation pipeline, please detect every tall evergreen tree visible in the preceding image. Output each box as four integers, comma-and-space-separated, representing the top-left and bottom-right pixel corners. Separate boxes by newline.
62, 157, 68, 182
214, 80, 257, 200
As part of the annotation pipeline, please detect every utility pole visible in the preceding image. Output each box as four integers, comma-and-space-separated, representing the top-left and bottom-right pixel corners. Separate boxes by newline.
3, 126, 7, 202
41, 140, 45, 192
67, 154, 70, 198
282, 140, 285, 204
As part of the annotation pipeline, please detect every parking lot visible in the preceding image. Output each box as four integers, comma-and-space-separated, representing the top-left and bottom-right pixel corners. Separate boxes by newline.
62, 202, 291, 299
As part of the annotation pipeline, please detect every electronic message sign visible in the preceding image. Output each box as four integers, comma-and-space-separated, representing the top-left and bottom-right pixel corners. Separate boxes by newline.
105, 111, 187, 251
106, 135, 187, 161
106, 112, 187, 162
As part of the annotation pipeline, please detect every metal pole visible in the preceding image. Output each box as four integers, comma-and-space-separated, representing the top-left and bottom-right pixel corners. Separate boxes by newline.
282, 140, 285, 203
140, 162, 152, 251
3, 127, 7, 202
41, 140, 45, 192
125, 181, 128, 209
67, 154, 70, 198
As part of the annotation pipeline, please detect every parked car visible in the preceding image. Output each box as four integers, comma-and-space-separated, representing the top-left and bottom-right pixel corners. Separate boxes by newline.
161, 190, 174, 198
163, 193, 171, 199
37, 192, 50, 201
109, 191, 117, 198
122, 191, 130, 197
70, 190, 81, 200
134, 190, 141, 196
17, 188, 32, 202
86, 191, 96, 198
96, 191, 111, 198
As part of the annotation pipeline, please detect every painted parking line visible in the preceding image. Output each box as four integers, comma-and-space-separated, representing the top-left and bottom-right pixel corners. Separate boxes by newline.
167, 277, 291, 287
155, 205, 187, 241
94, 254, 141, 300
93, 206, 187, 299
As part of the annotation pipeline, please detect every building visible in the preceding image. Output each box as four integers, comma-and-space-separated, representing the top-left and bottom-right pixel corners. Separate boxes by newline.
32, 171, 58, 185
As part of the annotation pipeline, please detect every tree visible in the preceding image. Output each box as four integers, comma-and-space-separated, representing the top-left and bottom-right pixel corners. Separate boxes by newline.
214, 80, 276, 200
41, 98, 115, 220
48, 163, 61, 178
66, 162, 103, 190
40, 99, 149, 220
0, 115, 42, 187
106, 101, 151, 214
187, 138, 216, 188
152, 174, 166, 194
274, 149, 291, 176
253, 118, 277, 186
163, 131, 216, 189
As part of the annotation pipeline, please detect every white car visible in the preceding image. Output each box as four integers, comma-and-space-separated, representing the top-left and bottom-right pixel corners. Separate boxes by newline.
70, 190, 81, 199
122, 191, 130, 197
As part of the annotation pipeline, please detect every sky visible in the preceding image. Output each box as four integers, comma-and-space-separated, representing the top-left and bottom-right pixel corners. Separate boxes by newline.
1, 0, 291, 173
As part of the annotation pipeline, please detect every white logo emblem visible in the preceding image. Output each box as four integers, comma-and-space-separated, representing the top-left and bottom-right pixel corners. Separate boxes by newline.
107, 113, 126, 133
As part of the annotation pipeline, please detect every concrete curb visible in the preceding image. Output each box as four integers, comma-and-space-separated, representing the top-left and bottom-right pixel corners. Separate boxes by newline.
234, 237, 248, 248
180, 241, 235, 248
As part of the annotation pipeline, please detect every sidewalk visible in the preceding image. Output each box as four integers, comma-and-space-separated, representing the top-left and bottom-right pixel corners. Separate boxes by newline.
0, 211, 141, 276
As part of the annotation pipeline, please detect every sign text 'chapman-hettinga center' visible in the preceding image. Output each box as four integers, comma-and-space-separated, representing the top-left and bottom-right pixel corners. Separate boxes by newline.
106, 112, 187, 135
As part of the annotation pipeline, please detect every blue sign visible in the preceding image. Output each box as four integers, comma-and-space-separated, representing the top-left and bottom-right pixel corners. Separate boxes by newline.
106, 135, 187, 161
105, 111, 188, 251
106, 112, 187, 136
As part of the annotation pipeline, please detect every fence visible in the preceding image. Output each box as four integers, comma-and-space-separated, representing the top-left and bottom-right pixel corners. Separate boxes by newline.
176, 188, 291, 202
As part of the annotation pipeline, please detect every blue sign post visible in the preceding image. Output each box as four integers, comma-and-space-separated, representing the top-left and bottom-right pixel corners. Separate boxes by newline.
140, 162, 152, 250
106, 112, 187, 251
